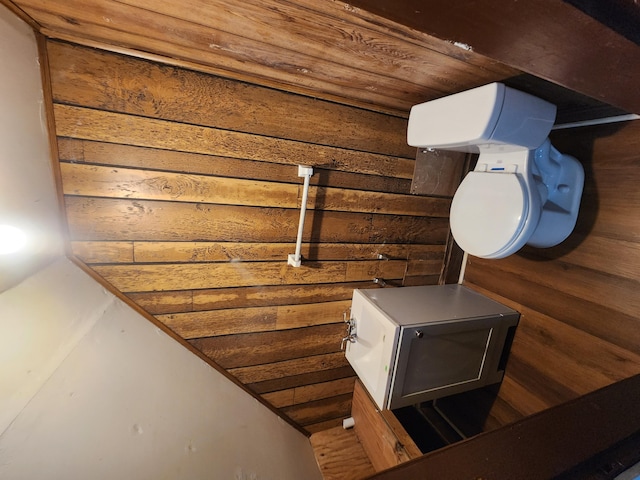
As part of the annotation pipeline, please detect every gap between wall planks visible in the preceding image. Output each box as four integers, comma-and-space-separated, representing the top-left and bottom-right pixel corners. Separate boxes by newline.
46, 39, 454, 431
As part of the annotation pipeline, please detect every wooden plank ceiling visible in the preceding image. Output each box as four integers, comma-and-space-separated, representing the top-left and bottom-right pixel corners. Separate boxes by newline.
9, 0, 518, 115
15, 0, 525, 432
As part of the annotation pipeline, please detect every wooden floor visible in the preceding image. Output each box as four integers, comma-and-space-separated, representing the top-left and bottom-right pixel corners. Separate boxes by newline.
309, 380, 422, 479
310, 426, 375, 480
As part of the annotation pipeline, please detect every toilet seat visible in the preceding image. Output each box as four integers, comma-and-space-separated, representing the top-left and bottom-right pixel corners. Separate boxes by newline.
450, 172, 529, 258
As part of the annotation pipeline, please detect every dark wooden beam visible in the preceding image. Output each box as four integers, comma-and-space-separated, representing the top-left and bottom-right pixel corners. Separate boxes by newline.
347, 0, 640, 114
367, 374, 640, 479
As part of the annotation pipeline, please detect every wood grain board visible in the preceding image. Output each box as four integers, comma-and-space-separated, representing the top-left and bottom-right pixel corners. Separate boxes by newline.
310, 425, 375, 480
345, 0, 640, 114
57, 139, 415, 195
454, 120, 640, 431
351, 380, 421, 471
13, 0, 518, 115
371, 374, 640, 480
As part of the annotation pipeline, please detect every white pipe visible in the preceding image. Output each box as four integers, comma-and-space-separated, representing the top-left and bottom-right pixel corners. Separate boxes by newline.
551, 114, 639, 130
288, 165, 314, 267
458, 251, 469, 284
294, 172, 311, 259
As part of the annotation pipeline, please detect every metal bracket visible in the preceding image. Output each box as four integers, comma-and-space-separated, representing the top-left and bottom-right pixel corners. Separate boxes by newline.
341, 309, 357, 350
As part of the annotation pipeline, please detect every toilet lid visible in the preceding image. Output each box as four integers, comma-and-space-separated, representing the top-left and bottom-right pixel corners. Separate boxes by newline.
450, 172, 528, 257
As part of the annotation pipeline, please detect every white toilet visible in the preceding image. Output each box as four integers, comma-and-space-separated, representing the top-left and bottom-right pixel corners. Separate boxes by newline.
407, 83, 584, 259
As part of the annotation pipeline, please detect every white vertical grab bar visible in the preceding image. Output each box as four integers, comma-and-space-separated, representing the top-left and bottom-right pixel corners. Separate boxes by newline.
288, 165, 314, 267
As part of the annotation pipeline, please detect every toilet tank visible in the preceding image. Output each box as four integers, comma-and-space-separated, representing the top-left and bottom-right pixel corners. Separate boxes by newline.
407, 83, 557, 153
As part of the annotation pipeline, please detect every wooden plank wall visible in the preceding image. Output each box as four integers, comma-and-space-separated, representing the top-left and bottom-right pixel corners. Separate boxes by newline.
46, 40, 453, 432
12, 0, 518, 116
456, 120, 640, 431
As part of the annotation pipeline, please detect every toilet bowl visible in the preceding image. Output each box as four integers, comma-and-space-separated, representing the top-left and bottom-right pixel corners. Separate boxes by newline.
450, 140, 584, 258
407, 83, 584, 259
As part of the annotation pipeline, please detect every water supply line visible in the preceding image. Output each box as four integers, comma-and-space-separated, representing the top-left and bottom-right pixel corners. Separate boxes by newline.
288, 165, 314, 267
551, 113, 639, 130
458, 251, 469, 284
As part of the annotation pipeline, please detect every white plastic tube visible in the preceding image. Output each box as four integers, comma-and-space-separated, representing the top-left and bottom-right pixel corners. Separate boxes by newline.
458, 251, 469, 284
288, 165, 314, 267
551, 114, 639, 130
342, 417, 355, 429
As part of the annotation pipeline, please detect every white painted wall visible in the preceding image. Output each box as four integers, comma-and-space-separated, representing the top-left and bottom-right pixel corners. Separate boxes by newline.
0, 3, 65, 292
0, 258, 321, 479
0, 6, 322, 479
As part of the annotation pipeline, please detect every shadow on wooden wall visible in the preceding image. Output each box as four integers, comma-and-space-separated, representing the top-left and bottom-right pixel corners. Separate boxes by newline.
439, 119, 640, 433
